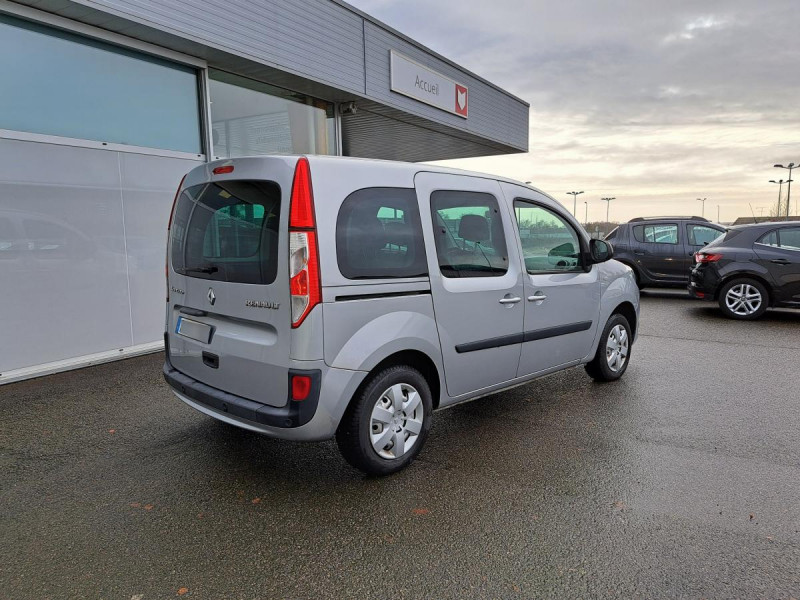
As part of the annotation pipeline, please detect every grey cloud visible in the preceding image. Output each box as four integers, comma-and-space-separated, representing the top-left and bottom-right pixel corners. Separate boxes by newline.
348, 0, 800, 220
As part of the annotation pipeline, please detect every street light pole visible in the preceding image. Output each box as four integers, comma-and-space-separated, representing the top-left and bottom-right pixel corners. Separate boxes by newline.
717, 204, 720, 222
601, 197, 615, 223
567, 191, 584, 217
697, 197, 706, 218
584, 200, 588, 226
774, 163, 797, 219
769, 180, 786, 217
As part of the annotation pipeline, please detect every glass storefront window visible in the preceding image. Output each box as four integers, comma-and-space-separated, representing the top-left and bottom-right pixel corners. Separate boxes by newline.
0, 15, 202, 154
209, 69, 336, 158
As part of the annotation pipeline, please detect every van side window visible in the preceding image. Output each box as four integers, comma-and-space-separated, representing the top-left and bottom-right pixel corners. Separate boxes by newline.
513, 201, 582, 273
430, 191, 508, 278
336, 188, 428, 279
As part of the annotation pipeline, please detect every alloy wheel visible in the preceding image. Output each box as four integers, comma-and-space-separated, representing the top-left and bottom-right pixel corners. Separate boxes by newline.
725, 283, 762, 316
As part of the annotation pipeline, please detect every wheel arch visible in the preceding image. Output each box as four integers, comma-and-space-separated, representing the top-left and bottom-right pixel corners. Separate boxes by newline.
371, 351, 441, 409
714, 272, 773, 304
349, 350, 443, 412
612, 301, 638, 339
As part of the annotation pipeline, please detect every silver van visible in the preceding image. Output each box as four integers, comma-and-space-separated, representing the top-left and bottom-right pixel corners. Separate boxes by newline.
164, 156, 639, 474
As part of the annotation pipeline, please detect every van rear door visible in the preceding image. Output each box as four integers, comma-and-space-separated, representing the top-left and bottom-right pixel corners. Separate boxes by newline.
167, 169, 291, 407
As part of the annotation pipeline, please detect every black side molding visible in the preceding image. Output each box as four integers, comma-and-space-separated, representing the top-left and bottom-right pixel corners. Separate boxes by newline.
523, 321, 593, 343
163, 364, 321, 428
455, 321, 593, 354
455, 332, 524, 354
335, 289, 431, 302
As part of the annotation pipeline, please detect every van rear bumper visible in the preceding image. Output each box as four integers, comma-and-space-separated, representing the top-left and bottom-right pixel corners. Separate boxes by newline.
163, 361, 367, 442
163, 363, 320, 429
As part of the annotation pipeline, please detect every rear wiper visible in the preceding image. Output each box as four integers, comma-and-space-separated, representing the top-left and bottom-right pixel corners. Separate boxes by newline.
185, 266, 218, 274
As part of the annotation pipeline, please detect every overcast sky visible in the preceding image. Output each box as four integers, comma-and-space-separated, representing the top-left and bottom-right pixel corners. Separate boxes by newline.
349, 0, 800, 223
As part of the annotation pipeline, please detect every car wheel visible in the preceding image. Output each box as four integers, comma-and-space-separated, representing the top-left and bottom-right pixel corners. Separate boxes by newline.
585, 313, 632, 382
336, 365, 432, 476
718, 278, 768, 320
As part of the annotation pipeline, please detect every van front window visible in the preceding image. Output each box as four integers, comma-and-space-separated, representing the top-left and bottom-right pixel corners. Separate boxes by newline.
170, 180, 281, 285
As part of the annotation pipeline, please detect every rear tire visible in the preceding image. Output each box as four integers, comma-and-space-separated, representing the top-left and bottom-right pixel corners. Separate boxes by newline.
718, 278, 768, 320
336, 365, 433, 476
585, 313, 632, 382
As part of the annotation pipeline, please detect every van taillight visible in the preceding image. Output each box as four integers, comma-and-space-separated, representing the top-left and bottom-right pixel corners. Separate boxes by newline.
166, 174, 187, 302
291, 374, 312, 401
288, 158, 320, 328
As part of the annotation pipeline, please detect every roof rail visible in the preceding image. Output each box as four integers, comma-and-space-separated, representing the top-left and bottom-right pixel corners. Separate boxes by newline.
628, 216, 708, 223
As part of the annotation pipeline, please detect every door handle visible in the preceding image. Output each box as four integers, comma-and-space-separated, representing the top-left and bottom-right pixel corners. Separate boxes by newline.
527, 293, 547, 303
498, 297, 522, 305
770, 259, 791, 265
634, 250, 646, 256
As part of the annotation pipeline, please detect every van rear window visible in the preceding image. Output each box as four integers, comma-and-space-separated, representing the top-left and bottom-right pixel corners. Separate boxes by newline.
170, 180, 280, 285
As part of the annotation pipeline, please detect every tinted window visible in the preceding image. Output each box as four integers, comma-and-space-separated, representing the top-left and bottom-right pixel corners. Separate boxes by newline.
0, 15, 201, 153
336, 188, 427, 279
605, 227, 618, 240
757, 230, 779, 247
688, 225, 724, 246
431, 191, 508, 278
514, 201, 582, 273
171, 181, 280, 284
779, 227, 800, 250
633, 224, 678, 244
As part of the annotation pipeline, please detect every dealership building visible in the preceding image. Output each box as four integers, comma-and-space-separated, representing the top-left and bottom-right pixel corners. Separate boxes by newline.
0, 0, 528, 383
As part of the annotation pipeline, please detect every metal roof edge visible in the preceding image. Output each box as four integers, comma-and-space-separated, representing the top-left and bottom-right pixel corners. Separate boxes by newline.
332, 0, 530, 108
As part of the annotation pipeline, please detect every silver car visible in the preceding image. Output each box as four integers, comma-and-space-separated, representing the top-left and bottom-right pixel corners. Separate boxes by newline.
164, 156, 639, 475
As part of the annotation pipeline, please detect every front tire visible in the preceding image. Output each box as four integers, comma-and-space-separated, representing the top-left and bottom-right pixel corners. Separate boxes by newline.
718, 278, 768, 320
336, 365, 433, 476
585, 313, 632, 382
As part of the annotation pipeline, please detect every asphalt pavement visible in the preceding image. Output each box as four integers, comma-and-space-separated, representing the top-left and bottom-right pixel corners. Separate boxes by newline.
2, 292, 799, 599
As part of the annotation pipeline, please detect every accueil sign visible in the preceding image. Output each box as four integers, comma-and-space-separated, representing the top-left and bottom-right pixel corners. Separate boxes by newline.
390, 50, 468, 118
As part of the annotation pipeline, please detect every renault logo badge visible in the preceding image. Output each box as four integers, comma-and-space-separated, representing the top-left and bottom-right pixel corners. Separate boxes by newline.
207, 288, 216, 306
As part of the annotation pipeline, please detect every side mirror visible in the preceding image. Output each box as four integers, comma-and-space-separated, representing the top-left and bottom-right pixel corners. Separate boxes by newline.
590, 238, 614, 263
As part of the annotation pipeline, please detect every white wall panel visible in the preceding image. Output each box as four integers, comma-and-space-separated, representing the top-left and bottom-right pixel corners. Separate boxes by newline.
0, 138, 200, 373
119, 152, 200, 345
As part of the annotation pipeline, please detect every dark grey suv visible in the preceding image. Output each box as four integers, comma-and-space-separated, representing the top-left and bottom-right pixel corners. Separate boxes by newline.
605, 217, 725, 289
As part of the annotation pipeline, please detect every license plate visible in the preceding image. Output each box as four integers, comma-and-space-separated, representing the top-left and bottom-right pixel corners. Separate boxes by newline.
175, 316, 213, 344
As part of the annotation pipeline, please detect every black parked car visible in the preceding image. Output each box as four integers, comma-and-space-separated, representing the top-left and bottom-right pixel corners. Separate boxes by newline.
689, 222, 800, 319
605, 216, 725, 289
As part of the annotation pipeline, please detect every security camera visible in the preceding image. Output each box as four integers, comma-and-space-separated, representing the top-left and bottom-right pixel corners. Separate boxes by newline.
340, 101, 358, 115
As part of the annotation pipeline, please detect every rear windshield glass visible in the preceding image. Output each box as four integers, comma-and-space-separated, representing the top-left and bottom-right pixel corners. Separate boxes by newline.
170, 180, 281, 285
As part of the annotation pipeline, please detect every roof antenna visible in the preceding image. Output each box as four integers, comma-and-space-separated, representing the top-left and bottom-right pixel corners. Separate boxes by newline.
749, 203, 759, 224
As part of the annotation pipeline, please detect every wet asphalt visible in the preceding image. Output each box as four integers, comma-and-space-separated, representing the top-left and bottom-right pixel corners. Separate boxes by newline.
1, 292, 799, 599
